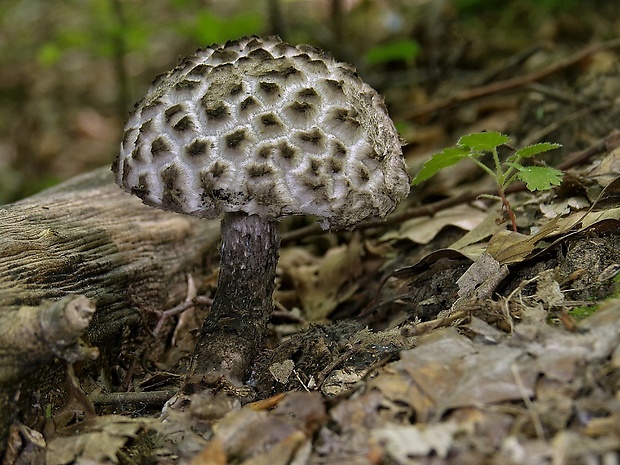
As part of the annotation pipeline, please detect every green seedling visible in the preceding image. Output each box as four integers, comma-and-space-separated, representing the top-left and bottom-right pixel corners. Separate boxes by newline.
412, 131, 562, 231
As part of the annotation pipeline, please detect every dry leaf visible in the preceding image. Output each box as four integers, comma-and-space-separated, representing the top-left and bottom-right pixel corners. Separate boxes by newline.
46, 416, 152, 465
286, 235, 364, 320
372, 422, 459, 462
383, 205, 487, 245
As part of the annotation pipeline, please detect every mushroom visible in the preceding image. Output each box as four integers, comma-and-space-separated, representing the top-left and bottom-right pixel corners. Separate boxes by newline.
112, 36, 410, 382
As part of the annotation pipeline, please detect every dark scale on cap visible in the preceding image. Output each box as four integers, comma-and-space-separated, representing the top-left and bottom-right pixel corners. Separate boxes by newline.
332, 141, 347, 157
331, 107, 357, 122
330, 159, 343, 173
186, 140, 208, 157
245, 37, 263, 49
259, 82, 281, 96
273, 41, 299, 55
236, 56, 252, 67
285, 101, 316, 126
305, 59, 330, 74
199, 170, 217, 196
248, 182, 282, 209
131, 173, 151, 200
297, 128, 324, 146
258, 145, 273, 158
297, 44, 324, 55
204, 102, 230, 120
240, 96, 260, 111
120, 159, 132, 185
309, 158, 322, 176
266, 65, 302, 80
131, 145, 145, 163
173, 116, 195, 132
358, 166, 370, 183
259, 113, 283, 129
336, 65, 359, 79
151, 137, 170, 156
303, 177, 326, 192
230, 83, 243, 95
138, 120, 152, 136
176, 55, 197, 74
366, 148, 384, 162
248, 48, 274, 61
211, 63, 235, 76
287, 101, 314, 114
297, 87, 320, 101
151, 72, 168, 88
278, 142, 297, 160
165, 104, 184, 122
324, 79, 344, 94
211, 161, 227, 178
224, 37, 243, 48
327, 107, 361, 136
226, 129, 248, 149
247, 164, 274, 178
160, 164, 184, 210
292, 53, 311, 62
175, 80, 200, 91
189, 64, 210, 76
212, 48, 239, 62
140, 99, 163, 115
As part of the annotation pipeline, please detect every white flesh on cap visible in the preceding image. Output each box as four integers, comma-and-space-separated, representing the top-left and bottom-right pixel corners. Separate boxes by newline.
113, 36, 409, 230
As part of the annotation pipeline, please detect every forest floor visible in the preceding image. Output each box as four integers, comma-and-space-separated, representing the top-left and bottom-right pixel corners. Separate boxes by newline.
3, 3, 620, 465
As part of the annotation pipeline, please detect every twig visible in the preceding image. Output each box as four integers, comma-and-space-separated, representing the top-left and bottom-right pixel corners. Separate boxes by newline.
153, 295, 213, 337
400, 308, 472, 337
90, 389, 177, 407
558, 128, 620, 171
519, 101, 612, 147
524, 82, 590, 105
397, 38, 620, 120
315, 345, 357, 389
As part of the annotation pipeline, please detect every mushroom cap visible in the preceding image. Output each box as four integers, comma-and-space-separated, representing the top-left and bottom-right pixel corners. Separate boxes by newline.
113, 36, 410, 230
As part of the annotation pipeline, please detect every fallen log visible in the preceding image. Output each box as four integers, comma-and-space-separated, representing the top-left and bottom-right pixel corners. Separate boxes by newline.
0, 167, 220, 453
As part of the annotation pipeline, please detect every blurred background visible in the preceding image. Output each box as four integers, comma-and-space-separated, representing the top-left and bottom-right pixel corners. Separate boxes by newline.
1, 0, 618, 203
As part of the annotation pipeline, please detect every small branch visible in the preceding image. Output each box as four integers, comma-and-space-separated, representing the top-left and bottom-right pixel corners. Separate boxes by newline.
397, 38, 620, 120
90, 389, 177, 407
558, 128, 620, 171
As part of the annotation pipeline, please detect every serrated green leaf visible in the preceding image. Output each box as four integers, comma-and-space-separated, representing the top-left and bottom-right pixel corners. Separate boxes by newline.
516, 166, 564, 191
458, 132, 510, 152
411, 147, 471, 185
515, 142, 561, 158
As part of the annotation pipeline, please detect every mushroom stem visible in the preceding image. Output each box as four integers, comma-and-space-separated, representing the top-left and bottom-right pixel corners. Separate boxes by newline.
192, 212, 280, 382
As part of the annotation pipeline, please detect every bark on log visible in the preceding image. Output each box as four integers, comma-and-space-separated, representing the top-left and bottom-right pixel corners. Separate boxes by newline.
0, 167, 220, 453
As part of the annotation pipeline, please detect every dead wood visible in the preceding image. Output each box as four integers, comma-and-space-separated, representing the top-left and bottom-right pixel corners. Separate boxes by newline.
0, 167, 220, 452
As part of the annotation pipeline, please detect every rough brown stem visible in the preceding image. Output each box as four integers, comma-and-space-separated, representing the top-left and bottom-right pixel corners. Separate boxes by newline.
192, 212, 280, 383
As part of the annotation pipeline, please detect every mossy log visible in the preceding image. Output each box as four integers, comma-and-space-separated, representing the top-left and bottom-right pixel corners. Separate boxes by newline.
0, 167, 220, 453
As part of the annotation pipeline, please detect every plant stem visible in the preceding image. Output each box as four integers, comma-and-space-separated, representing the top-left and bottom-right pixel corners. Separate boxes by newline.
471, 158, 498, 180
499, 187, 518, 232
492, 147, 505, 185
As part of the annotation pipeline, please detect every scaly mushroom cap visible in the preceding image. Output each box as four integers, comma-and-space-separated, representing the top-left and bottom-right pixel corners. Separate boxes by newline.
113, 36, 410, 230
